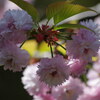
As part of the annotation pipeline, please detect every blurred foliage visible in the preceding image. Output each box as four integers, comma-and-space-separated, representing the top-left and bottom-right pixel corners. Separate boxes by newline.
34, 0, 65, 19
10, 0, 39, 21
38, 41, 51, 52
22, 40, 51, 57
80, 74, 88, 83
34, 0, 65, 8
92, 56, 98, 62
72, 0, 100, 7
34, 0, 100, 8
22, 40, 67, 57
57, 44, 66, 55
33, 0, 100, 19
46, 1, 95, 24
22, 40, 38, 57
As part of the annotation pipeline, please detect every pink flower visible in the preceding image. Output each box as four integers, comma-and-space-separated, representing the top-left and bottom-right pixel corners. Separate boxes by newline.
0, 9, 33, 44
66, 20, 100, 62
3, 9, 33, 30
0, 35, 7, 49
68, 59, 87, 77
0, 18, 10, 33
0, 0, 6, 10
0, 42, 30, 72
37, 55, 69, 87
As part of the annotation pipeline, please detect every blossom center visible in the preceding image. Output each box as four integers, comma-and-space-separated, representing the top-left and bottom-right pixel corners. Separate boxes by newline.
33, 25, 58, 44
49, 68, 58, 77
84, 48, 89, 54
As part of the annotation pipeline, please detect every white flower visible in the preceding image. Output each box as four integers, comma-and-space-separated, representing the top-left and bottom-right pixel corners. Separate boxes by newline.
34, 94, 55, 100
87, 62, 100, 87
80, 20, 100, 33
77, 85, 100, 100
22, 64, 50, 96
52, 77, 84, 100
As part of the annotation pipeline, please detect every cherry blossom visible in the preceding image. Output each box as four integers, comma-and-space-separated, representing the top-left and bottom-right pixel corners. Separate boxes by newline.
37, 55, 69, 86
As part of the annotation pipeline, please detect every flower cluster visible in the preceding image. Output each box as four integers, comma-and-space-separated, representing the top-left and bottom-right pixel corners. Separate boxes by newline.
35, 20, 100, 87
0, 9, 33, 71
22, 50, 100, 100
33, 25, 59, 44
0, 2, 100, 100
22, 64, 84, 100
67, 20, 100, 62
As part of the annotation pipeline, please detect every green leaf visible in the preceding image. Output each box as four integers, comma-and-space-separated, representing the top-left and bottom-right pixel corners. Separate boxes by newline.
10, 0, 39, 21
46, 1, 96, 24
80, 74, 88, 83
54, 23, 92, 30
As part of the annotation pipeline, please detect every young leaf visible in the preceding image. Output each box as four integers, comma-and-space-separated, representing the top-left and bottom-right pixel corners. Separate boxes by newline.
46, 1, 96, 24
54, 23, 92, 30
46, 2, 68, 20
10, 0, 39, 21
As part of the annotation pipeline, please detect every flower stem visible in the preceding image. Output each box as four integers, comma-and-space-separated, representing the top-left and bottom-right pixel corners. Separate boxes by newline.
50, 43, 53, 58
20, 41, 26, 48
54, 41, 66, 50
20, 37, 32, 48
46, 20, 49, 26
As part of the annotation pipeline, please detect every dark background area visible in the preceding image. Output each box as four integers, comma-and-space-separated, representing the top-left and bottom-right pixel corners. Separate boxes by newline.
0, 67, 32, 100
